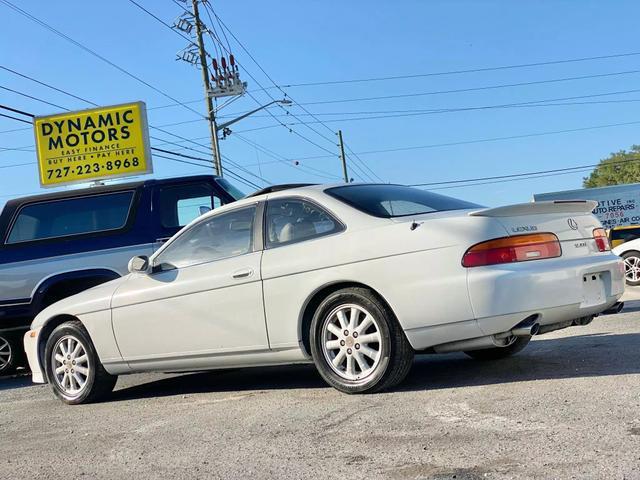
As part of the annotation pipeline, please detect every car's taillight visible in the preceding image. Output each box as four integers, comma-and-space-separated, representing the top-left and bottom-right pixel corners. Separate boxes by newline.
462, 233, 561, 267
593, 228, 610, 252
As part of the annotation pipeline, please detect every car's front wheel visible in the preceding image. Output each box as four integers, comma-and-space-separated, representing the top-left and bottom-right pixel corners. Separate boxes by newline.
310, 287, 414, 394
44, 320, 117, 405
622, 251, 640, 286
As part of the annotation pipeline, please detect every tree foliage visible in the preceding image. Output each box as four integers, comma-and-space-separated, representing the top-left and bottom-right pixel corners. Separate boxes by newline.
583, 145, 640, 188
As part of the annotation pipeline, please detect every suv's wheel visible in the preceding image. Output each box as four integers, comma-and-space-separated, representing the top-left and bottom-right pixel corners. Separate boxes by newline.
44, 321, 117, 404
310, 287, 414, 394
622, 251, 640, 286
0, 334, 17, 376
464, 336, 531, 360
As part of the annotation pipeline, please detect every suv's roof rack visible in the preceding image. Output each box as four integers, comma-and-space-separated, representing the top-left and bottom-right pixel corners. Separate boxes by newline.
246, 183, 317, 198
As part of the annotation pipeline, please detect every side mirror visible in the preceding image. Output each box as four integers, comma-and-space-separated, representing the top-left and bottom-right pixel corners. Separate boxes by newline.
199, 205, 212, 215
128, 255, 150, 274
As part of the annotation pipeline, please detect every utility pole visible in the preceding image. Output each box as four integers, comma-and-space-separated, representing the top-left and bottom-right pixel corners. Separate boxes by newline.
337, 130, 349, 183
191, 0, 223, 176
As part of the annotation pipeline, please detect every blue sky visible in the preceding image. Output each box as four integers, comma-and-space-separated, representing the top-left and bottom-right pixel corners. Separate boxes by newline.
2, 0, 640, 208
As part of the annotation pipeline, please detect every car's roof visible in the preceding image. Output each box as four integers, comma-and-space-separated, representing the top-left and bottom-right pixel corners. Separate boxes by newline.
3, 174, 220, 209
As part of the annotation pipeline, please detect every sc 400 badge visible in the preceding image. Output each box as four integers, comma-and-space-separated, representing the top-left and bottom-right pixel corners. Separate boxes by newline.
511, 225, 538, 233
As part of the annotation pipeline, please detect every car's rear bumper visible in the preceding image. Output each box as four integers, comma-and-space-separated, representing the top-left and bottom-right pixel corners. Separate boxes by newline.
405, 254, 624, 351
468, 253, 624, 335
23, 327, 45, 384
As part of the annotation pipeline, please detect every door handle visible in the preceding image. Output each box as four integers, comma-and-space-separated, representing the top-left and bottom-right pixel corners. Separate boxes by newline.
232, 268, 254, 279
155, 237, 172, 244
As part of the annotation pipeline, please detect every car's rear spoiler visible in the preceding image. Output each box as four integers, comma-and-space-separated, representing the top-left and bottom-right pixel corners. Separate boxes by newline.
469, 200, 598, 217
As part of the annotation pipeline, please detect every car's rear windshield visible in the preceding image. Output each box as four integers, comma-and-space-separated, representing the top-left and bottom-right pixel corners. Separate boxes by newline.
325, 184, 481, 218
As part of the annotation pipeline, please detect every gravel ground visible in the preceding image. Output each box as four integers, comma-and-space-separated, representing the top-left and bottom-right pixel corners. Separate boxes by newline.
1, 306, 639, 480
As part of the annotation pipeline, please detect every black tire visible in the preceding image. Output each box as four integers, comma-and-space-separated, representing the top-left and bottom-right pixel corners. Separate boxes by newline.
310, 287, 414, 394
0, 333, 20, 376
44, 320, 117, 404
621, 251, 640, 286
464, 336, 531, 360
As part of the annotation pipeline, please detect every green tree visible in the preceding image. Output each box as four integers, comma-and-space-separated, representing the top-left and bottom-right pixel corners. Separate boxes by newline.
583, 145, 640, 187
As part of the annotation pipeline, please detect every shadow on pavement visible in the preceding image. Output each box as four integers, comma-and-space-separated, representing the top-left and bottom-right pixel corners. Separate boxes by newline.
401, 331, 640, 391
110, 364, 326, 402
111, 331, 640, 402
0, 374, 33, 391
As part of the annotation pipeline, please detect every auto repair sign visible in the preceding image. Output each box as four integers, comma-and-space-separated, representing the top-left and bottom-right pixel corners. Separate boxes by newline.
33, 101, 152, 187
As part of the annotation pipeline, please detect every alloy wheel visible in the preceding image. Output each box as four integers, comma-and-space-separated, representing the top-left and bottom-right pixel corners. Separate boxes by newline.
624, 255, 640, 283
0, 337, 12, 372
321, 304, 382, 381
52, 335, 90, 397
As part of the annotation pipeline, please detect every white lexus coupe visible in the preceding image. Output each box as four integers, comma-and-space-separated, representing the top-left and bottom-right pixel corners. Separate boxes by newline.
24, 184, 624, 404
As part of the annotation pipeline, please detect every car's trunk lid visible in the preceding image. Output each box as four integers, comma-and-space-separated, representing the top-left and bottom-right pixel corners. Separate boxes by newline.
470, 200, 602, 257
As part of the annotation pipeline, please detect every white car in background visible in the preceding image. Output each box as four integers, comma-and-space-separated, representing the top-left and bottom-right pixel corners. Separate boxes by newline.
23, 184, 624, 404
612, 239, 640, 285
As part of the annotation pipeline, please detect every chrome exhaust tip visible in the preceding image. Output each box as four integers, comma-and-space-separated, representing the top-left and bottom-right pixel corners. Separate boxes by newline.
510, 316, 540, 337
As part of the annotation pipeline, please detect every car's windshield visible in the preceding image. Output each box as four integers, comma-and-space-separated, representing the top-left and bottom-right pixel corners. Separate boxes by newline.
325, 184, 481, 218
217, 177, 246, 201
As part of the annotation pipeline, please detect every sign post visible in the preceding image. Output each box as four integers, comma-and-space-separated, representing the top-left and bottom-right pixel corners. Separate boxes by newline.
33, 101, 152, 188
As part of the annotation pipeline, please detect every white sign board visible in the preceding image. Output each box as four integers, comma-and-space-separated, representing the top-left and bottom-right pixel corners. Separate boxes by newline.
534, 183, 640, 229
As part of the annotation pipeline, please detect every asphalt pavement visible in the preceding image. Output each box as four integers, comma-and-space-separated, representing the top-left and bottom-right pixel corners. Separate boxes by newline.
1, 300, 639, 479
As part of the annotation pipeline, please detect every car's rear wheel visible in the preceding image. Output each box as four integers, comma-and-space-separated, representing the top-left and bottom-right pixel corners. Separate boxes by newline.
464, 336, 531, 360
310, 287, 413, 394
622, 251, 640, 286
44, 321, 117, 404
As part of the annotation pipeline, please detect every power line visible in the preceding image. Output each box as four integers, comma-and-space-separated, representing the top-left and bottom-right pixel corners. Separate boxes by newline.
0, 112, 32, 124
231, 88, 640, 132
0, 85, 68, 110
269, 51, 640, 88
151, 146, 269, 186
0, 0, 204, 119
0, 126, 32, 134
0, 161, 33, 169
0, 103, 35, 118
0, 65, 96, 105
293, 119, 640, 160
429, 167, 594, 191
216, 97, 640, 119
297, 69, 640, 106
410, 156, 640, 187
232, 133, 343, 181
343, 143, 383, 182
152, 151, 261, 189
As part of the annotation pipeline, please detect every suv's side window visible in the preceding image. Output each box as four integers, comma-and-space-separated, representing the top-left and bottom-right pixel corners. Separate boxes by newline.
266, 198, 342, 248
158, 183, 223, 228
154, 205, 256, 270
6, 191, 134, 244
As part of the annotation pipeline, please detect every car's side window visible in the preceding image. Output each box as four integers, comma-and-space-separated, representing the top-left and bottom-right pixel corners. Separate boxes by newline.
158, 183, 223, 228
266, 198, 343, 248
154, 205, 256, 270
6, 191, 134, 244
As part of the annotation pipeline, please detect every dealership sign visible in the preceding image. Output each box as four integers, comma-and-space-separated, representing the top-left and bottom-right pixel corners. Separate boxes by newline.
534, 183, 640, 229
33, 101, 152, 187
